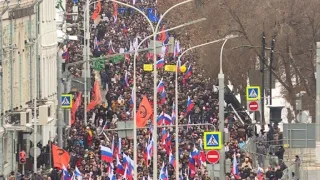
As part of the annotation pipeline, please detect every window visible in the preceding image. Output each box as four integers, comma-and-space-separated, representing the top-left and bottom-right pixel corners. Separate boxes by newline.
48, 106, 51, 117
26, 112, 30, 124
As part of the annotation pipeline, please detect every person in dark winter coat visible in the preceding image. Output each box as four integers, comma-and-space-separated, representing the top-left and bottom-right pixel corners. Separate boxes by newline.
275, 146, 285, 160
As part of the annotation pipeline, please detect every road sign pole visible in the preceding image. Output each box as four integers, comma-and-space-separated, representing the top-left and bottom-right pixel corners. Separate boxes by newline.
218, 68, 225, 180
57, 50, 64, 148
22, 164, 25, 175
261, 32, 266, 126
33, 121, 37, 172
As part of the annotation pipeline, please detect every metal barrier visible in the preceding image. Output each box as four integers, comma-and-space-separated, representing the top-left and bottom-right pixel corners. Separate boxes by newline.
243, 138, 292, 169
281, 163, 295, 180
281, 160, 306, 180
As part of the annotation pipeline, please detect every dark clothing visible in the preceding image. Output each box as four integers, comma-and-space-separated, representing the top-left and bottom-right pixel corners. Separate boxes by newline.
276, 147, 285, 160
275, 169, 283, 179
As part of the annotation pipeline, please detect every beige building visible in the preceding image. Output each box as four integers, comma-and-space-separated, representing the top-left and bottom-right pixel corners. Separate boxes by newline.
0, 0, 58, 176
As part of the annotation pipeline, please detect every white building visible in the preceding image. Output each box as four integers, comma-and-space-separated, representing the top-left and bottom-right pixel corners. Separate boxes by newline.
0, 0, 58, 176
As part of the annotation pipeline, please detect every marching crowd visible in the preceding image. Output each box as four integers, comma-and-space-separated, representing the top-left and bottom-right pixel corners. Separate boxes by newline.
46, 0, 289, 180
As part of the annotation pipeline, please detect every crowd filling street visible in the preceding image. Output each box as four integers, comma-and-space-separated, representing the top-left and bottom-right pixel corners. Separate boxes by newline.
44, 0, 293, 180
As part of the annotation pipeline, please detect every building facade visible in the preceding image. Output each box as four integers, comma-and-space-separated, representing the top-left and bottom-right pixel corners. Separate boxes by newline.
0, 0, 58, 176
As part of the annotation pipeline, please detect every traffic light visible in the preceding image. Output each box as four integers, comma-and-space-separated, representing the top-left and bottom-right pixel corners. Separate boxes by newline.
19, 150, 26, 164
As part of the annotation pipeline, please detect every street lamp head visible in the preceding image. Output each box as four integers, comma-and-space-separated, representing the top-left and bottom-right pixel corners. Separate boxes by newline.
225, 34, 239, 39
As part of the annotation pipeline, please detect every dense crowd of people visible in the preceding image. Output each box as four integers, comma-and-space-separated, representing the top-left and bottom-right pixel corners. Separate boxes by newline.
47, 0, 290, 179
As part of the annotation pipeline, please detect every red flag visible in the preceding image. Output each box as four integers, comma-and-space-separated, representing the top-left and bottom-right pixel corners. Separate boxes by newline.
52, 144, 70, 169
91, 0, 101, 20
136, 96, 153, 128
70, 92, 82, 125
113, 2, 118, 18
87, 82, 102, 111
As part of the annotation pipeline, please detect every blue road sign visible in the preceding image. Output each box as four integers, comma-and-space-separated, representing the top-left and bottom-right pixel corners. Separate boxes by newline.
73, 0, 79, 3
246, 86, 260, 101
61, 94, 73, 109
203, 132, 222, 150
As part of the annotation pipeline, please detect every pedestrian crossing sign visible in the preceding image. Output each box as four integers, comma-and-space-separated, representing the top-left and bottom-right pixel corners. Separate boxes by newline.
61, 94, 73, 109
203, 132, 222, 150
246, 86, 260, 101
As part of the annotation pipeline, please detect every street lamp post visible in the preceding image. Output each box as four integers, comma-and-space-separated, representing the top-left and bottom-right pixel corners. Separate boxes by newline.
174, 35, 238, 180
218, 38, 228, 179
132, 18, 205, 179
150, 1, 194, 178
218, 35, 240, 179
83, 0, 90, 125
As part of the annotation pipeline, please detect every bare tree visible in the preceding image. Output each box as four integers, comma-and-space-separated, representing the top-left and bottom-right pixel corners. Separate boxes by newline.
159, 0, 320, 122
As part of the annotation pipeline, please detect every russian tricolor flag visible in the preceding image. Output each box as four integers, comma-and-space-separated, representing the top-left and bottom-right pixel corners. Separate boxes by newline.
129, 88, 134, 106
163, 113, 172, 125
101, 146, 113, 163
123, 165, 131, 180
73, 166, 82, 179
184, 65, 192, 79
147, 138, 153, 160
164, 133, 171, 155
108, 40, 115, 54
118, 137, 122, 155
173, 40, 180, 58
159, 162, 168, 180
199, 150, 206, 165
177, 60, 182, 73
116, 155, 125, 175
169, 152, 176, 168
111, 136, 115, 156
143, 142, 149, 167
157, 79, 165, 93
171, 103, 176, 124
157, 112, 164, 125
94, 36, 98, 49
62, 165, 71, 180
125, 71, 129, 87
161, 128, 169, 144
156, 58, 165, 68
62, 51, 69, 60
157, 112, 172, 125
191, 147, 201, 166
160, 89, 166, 105
183, 65, 192, 84
186, 96, 194, 113
232, 153, 240, 179
188, 154, 196, 178
257, 166, 264, 180
123, 153, 134, 171
108, 166, 116, 180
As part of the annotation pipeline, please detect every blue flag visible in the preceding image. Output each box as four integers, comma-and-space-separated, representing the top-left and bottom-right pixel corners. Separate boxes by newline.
147, 8, 159, 23
118, 8, 126, 15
